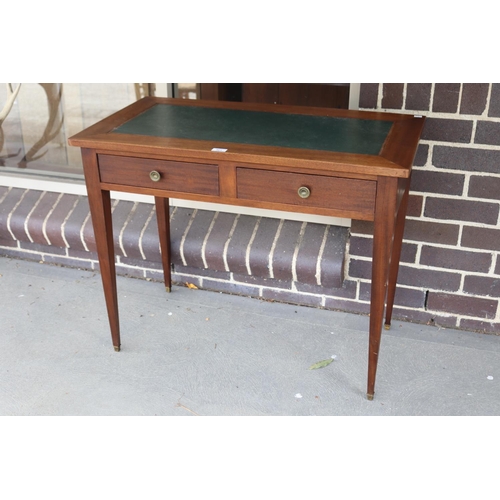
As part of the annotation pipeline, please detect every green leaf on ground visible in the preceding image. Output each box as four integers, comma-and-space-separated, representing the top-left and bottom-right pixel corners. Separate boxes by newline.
308, 358, 334, 370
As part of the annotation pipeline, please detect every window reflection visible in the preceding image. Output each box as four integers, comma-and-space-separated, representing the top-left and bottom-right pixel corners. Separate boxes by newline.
176, 83, 198, 100
0, 83, 148, 177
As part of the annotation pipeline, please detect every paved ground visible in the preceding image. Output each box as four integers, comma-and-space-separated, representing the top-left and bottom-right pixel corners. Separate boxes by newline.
1, 256, 499, 416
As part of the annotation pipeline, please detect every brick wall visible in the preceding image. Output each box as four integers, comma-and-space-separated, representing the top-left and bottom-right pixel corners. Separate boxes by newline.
353, 83, 500, 334
1, 84, 499, 335
0, 187, 353, 311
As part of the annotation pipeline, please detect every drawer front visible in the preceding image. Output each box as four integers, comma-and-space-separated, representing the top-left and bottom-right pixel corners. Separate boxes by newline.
237, 168, 376, 215
98, 154, 219, 196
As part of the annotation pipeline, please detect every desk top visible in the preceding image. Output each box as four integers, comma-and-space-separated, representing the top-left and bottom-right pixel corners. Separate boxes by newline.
113, 103, 393, 156
69, 97, 425, 179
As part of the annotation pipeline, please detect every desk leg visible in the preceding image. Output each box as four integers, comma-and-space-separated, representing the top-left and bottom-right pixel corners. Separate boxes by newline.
81, 149, 120, 351
367, 177, 398, 400
384, 180, 410, 330
155, 197, 172, 292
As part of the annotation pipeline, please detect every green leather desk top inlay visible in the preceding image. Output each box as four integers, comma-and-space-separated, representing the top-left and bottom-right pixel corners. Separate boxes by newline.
113, 104, 393, 155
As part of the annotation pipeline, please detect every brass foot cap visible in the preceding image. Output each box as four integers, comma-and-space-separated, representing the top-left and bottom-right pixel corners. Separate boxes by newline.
166, 286, 171, 293
367, 393, 374, 401
114, 345, 120, 352
384, 324, 391, 330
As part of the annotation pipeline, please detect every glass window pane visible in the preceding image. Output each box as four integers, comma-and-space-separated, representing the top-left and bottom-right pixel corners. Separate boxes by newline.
0, 83, 147, 178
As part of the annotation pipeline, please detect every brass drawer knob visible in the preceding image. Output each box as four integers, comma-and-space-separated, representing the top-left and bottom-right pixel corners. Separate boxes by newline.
149, 170, 161, 182
297, 186, 311, 199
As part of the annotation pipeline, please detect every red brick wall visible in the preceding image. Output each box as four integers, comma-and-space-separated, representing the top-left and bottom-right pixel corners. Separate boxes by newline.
351, 83, 500, 333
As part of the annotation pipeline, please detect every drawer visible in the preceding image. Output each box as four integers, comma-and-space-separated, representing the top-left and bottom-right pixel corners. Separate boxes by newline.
98, 154, 219, 196
237, 168, 376, 215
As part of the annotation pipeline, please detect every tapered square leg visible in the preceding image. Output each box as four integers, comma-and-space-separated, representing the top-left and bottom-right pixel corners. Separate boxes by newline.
155, 197, 172, 293
384, 177, 411, 331
367, 177, 398, 400
81, 149, 120, 351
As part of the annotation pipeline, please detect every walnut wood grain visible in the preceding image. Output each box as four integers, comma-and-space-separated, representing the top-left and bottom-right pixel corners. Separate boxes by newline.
69, 97, 424, 180
236, 168, 376, 217
367, 176, 399, 399
69, 97, 426, 400
155, 197, 171, 292
98, 154, 219, 196
81, 148, 121, 351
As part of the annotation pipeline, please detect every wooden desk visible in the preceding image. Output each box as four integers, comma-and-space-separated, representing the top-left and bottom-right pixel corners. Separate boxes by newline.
69, 97, 425, 400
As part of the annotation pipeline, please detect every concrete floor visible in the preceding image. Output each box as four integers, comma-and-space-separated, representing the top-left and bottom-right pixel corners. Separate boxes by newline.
1, 256, 499, 416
